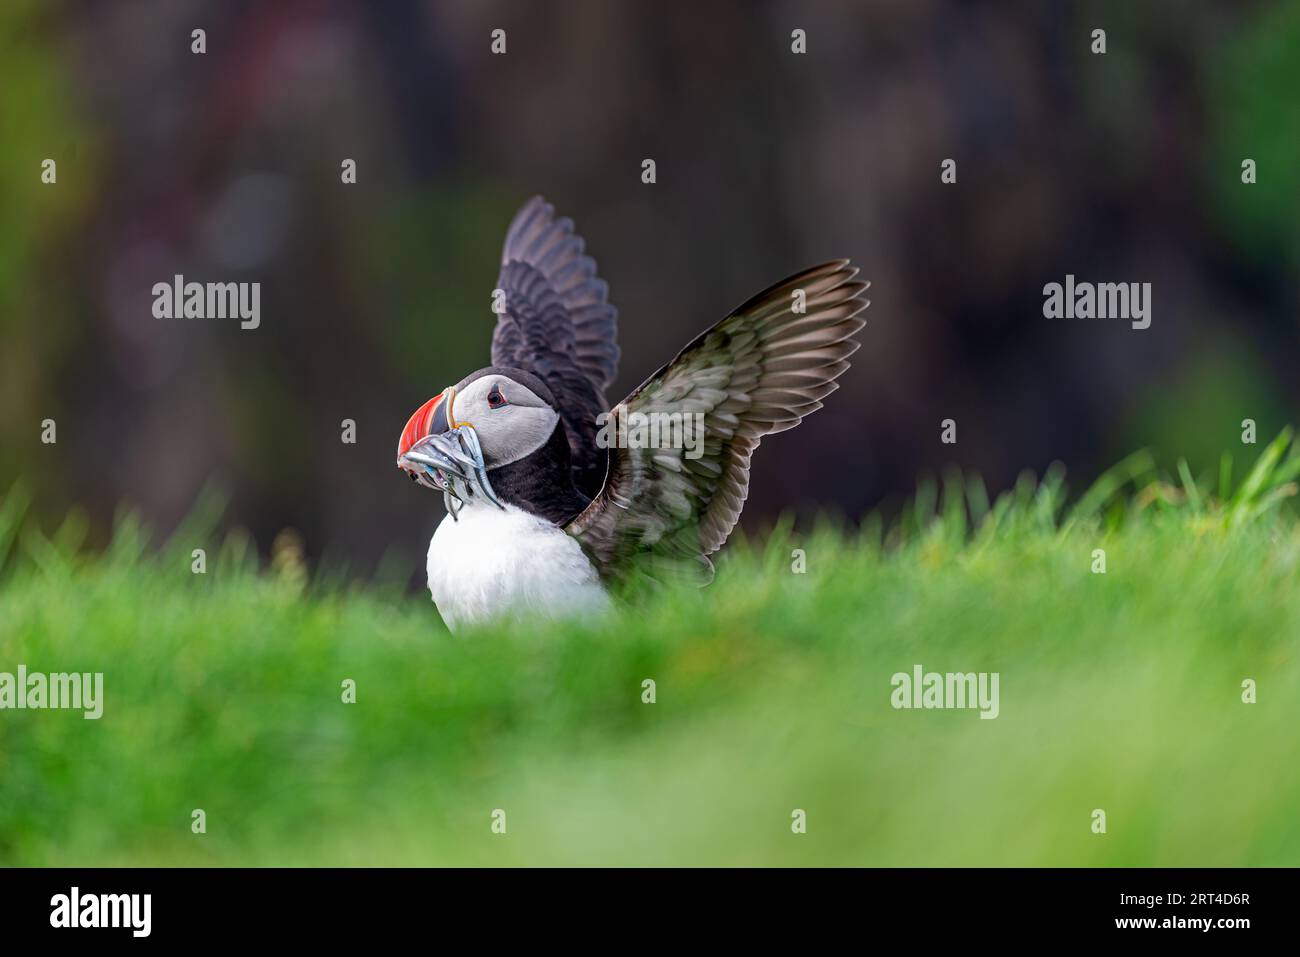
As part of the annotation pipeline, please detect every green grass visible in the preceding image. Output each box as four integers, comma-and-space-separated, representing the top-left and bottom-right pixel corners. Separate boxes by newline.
2, 434, 1299, 866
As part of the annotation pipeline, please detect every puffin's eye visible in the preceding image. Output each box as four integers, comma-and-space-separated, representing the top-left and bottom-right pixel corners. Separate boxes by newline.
487, 385, 508, 409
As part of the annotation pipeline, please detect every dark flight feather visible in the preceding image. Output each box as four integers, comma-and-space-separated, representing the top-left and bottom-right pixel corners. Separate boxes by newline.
490, 196, 620, 497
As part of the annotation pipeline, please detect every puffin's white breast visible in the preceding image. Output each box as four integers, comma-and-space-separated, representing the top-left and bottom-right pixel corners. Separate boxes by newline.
426, 502, 610, 632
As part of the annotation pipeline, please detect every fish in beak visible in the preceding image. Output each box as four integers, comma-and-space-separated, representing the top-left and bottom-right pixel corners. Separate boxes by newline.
396, 388, 503, 520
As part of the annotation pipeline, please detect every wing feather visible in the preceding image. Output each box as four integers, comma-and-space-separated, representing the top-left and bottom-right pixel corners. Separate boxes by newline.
490, 196, 620, 497
567, 261, 869, 582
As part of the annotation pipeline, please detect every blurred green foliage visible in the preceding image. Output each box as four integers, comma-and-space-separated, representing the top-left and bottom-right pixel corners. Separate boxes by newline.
1211, 0, 1300, 269
0, 1, 93, 500
1, 1, 1297, 568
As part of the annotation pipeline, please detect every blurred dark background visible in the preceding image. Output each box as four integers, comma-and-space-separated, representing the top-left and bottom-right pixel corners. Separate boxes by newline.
2, 0, 1298, 580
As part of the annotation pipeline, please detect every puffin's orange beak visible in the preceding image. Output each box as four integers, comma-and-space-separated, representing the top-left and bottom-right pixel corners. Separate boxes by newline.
397, 390, 452, 464
395, 386, 499, 513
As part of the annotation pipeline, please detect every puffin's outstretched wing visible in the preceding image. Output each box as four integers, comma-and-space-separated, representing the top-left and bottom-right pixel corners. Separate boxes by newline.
491, 196, 619, 497
566, 261, 868, 583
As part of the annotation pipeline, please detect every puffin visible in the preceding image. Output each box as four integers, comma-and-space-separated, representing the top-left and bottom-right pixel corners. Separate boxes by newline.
397, 197, 869, 631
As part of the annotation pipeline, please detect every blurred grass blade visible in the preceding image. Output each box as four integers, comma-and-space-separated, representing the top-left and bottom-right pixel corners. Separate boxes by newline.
1063, 449, 1155, 532
0, 480, 33, 579
1176, 458, 1203, 513
1229, 428, 1293, 524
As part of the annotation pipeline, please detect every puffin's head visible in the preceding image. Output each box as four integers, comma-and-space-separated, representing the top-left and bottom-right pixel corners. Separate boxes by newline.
396, 367, 561, 508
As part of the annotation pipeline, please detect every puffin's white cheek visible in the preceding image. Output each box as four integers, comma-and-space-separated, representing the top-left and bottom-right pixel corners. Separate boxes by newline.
478, 407, 559, 469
